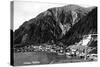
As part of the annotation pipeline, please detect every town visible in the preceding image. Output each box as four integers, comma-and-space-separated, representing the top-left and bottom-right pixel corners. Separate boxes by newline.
14, 34, 97, 62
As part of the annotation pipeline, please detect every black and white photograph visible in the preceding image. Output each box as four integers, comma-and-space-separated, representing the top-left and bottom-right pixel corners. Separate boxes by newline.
10, 1, 97, 66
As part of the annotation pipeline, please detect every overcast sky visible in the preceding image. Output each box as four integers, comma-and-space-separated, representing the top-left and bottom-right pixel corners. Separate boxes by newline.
13, 1, 94, 30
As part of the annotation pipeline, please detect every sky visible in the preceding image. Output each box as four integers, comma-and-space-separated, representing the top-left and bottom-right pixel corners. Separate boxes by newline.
13, 1, 94, 30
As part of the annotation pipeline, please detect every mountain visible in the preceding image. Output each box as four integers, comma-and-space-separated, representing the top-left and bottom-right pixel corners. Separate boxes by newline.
13, 5, 97, 47
61, 7, 97, 46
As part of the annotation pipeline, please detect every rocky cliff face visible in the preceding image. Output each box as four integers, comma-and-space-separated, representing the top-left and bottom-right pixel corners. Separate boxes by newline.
13, 5, 97, 47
